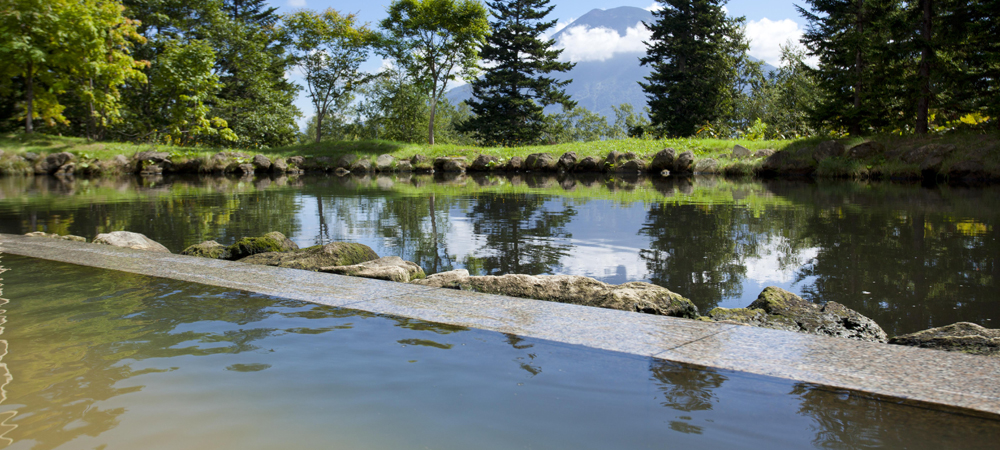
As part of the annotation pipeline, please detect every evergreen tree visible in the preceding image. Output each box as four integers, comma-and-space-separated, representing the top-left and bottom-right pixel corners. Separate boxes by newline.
967, 0, 1000, 129
639, 0, 756, 137
797, 0, 902, 135
458, 0, 575, 146
209, 0, 301, 148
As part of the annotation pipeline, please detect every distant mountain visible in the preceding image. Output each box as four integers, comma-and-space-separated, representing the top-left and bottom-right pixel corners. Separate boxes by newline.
447, 6, 775, 119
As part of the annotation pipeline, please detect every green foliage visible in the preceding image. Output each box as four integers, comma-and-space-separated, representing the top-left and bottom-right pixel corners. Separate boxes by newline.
611, 103, 652, 139
207, 0, 301, 149
639, 0, 759, 137
0, 0, 146, 134
379, 0, 490, 144
540, 106, 612, 144
458, 0, 575, 146
284, 8, 378, 144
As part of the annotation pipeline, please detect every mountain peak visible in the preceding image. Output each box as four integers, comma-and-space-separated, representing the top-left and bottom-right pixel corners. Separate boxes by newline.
551, 6, 654, 41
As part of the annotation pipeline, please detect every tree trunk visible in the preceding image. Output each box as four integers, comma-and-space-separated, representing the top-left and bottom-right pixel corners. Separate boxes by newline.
25, 61, 34, 134
87, 78, 96, 141
428, 96, 437, 145
916, 0, 933, 134
315, 112, 324, 143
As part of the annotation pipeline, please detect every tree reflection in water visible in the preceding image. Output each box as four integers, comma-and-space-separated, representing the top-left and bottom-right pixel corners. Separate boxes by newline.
649, 360, 726, 434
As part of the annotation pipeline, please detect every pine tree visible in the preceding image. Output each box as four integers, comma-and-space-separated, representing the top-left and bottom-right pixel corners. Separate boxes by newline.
639, 0, 755, 137
458, 0, 575, 146
798, 0, 902, 135
967, 0, 1000, 129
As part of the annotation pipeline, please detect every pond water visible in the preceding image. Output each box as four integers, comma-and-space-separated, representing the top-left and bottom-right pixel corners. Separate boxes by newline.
0, 174, 997, 336
1, 254, 999, 449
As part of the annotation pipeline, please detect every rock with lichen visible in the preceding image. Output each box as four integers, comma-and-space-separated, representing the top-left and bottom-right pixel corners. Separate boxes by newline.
889, 322, 1000, 356
238, 242, 378, 270
226, 231, 299, 260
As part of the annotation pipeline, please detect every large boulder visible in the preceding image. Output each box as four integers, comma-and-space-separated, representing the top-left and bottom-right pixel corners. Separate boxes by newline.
238, 242, 379, 270
335, 154, 358, 169
708, 287, 887, 342
36, 152, 76, 174
620, 160, 647, 173
375, 154, 395, 172
575, 156, 602, 172
271, 158, 289, 173
525, 153, 558, 171
350, 158, 373, 173
413, 272, 698, 317
434, 157, 467, 173
24, 231, 87, 242
227, 231, 299, 260
134, 151, 170, 164
889, 322, 1000, 356
649, 148, 676, 172
847, 141, 885, 160
505, 156, 524, 171
760, 150, 816, 176
754, 149, 776, 159
693, 158, 719, 174
180, 240, 232, 259
812, 140, 846, 162
252, 154, 271, 171
93, 231, 170, 253
321, 256, 425, 282
470, 154, 500, 171
674, 151, 695, 174
557, 152, 578, 171
732, 145, 752, 159
900, 144, 955, 164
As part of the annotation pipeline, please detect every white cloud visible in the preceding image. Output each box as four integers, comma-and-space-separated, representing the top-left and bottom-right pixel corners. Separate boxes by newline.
555, 21, 651, 63
288, 0, 306, 7
645, 2, 662, 11
543, 18, 575, 40
744, 18, 805, 67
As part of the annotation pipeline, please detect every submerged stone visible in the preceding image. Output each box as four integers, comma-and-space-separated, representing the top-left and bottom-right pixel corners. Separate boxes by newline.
413, 272, 698, 318
227, 231, 299, 260
93, 231, 170, 253
238, 242, 378, 271
708, 287, 887, 342
321, 256, 425, 282
889, 322, 1000, 356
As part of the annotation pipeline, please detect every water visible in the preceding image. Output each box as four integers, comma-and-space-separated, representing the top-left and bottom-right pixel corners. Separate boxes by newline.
1, 254, 999, 449
0, 174, 997, 336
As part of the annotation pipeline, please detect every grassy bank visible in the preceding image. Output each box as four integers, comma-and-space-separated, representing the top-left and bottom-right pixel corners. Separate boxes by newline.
1, 131, 997, 180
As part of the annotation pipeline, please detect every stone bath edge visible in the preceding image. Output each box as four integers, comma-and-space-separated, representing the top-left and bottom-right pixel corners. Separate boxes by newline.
2, 233, 999, 420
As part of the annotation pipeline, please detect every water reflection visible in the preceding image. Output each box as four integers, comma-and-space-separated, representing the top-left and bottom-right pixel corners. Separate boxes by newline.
0, 174, 998, 334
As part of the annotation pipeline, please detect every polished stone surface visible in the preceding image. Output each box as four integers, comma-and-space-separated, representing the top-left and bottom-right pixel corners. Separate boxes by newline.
3, 232, 999, 418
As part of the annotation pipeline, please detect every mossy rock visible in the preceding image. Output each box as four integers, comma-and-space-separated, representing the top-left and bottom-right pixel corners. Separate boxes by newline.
889, 322, 1000, 356
227, 231, 299, 260
238, 242, 379, 271
181, 240, 232, 260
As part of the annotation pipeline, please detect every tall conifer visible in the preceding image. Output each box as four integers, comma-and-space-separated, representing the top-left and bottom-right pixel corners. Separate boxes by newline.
459, 0, 575, 146
797, 0, 901, 135
639, 0, 754, 137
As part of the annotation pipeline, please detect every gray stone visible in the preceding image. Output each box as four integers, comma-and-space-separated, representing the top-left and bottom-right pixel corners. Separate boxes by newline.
55, 162, 75, 176
238, 163, 254, 176
620, 160, 646, 172
350, 158, 372, 173
754, 149, 776, 158
732, 145, 752, 158
847, 141, 885, 160
812, 140, 846, 163
288, 156, 305, 167
575, 156, 602, 172
410, 154, 430, 165
650, 148, 676, 172
418, 269, 470, 286
901, 144, 956, 164
525, 153, 558, 171
470, 154, 500, 171
320, 256, 426, 283
93, 231, 171, 253
180, 240, 231, 259
252, 154, 271, 171
336, 154, 358, 169
36, 152, 75, 174
395, 160, 412, 172
889, 322, 1000, 356
434, 157, 467, 173
557, 152, 578, 171
674, 151, 695, 173
239, 242, 379, 271
271, 158, 288, 173
413, 272, 698, 318
227, 231, 299, 260
24, 231, 87, 242
760, 151, 816, 175
708, 287, 887, 342
603, 151, 626, 171
22, 152, 39, 162
135, 151, 170, 163
505, 156, 524, 171
693, 158, 719, 174
375, 154, 395, 172
948, 160, 989, 180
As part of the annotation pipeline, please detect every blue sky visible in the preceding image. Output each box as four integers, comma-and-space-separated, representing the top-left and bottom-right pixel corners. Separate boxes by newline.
267, 1, 812, 128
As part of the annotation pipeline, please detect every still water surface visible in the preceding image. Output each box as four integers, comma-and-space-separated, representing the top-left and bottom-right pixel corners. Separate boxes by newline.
0, 174, 997, 336
1, 255, 999, 449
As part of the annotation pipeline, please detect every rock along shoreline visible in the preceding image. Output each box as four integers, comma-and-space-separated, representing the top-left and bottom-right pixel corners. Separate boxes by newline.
2, 139, 998, 184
